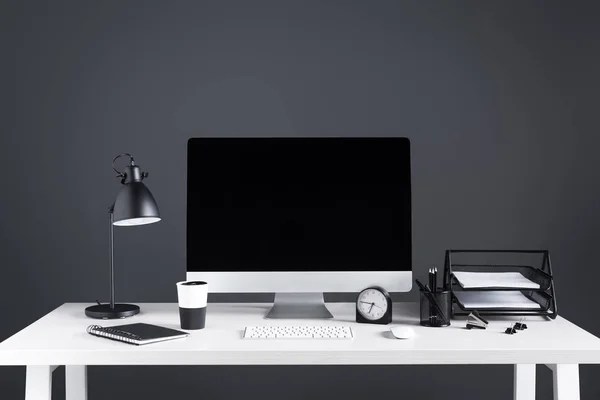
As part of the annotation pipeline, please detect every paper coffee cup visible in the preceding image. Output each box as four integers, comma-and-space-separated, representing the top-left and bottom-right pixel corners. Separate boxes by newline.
176, 281, 208, 330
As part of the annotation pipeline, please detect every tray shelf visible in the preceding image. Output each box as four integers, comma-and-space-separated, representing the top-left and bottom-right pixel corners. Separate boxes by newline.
444, 250, 557, 319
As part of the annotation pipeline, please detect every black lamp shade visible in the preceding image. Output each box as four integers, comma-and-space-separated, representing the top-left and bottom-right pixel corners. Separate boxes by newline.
112, 181, 161, 226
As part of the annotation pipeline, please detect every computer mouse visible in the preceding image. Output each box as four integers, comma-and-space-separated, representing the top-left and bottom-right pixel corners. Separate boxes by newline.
390, 326, 416, 339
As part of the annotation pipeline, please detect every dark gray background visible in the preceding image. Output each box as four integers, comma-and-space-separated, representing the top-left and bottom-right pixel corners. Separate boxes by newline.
1, 0, 599, 398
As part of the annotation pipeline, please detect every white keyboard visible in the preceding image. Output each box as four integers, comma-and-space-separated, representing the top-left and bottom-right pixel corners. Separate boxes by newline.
243, 325, 353, 339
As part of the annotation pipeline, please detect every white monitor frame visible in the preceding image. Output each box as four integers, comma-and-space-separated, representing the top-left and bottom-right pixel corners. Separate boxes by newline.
186, 271, 412, 293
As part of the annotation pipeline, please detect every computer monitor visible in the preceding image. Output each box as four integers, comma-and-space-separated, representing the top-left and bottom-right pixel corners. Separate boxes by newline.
187, 137, 412, 318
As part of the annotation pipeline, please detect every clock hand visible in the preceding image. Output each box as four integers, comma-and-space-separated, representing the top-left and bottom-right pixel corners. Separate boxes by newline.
360, 301, 382, 310
369, 303, 374, 313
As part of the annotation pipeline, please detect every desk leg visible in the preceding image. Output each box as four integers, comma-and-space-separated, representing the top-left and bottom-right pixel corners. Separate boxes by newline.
66, 366, 87, 400
546, 364, 580, 400
514, 364, 536, 400
25, 366, 56, 400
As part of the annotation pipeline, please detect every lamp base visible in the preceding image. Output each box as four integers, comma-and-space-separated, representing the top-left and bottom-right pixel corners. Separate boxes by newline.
85, 303, 140, 319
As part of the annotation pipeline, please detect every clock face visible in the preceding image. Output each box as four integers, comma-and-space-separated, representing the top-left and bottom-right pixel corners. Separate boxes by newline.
357, 288, 389, 321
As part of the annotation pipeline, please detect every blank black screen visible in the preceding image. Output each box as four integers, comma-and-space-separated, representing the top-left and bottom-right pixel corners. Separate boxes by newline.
187, 138, 411, 272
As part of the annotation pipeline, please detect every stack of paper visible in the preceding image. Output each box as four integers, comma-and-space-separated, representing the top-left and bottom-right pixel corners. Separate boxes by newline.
453, 271, 540, 289
454, 291, 541, 309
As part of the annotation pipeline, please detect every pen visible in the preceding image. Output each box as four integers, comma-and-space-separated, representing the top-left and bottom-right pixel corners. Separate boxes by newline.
427, 269, 432, 323
429, 268, 433, 292
433, 267, 437, 293
442, 265, 447, 291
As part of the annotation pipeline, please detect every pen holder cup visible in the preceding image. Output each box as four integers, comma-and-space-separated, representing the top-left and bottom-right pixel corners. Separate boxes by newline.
420, 290, 452, 327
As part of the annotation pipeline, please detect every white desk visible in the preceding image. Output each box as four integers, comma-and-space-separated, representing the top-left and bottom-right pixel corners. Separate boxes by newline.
1, 303, 599, 400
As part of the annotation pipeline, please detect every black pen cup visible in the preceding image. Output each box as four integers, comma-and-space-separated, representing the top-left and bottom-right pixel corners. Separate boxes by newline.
419, 290, 451, 327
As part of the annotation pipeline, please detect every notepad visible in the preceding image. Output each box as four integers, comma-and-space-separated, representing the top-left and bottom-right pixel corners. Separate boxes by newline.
454, 291, 542, 309
453, 271, 540, 289
87, 323, 189, 346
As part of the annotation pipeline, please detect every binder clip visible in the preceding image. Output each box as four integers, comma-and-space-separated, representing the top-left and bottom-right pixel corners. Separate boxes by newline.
505, 319, 527, 335
466, 310, 488, 330
505, 325, 517, 335
514, 318, 527, 331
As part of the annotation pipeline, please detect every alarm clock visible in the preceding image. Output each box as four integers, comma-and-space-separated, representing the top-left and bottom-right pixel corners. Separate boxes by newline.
356, 286, 392, 324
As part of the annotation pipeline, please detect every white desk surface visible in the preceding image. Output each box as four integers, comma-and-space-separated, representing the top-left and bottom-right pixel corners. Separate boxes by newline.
1, 303, 599, 366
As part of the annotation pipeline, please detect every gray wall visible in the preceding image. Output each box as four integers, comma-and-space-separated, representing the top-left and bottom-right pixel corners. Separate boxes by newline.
1, 1, 599, 398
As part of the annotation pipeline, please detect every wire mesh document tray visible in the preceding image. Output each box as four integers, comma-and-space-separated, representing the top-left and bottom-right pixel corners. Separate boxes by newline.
443, 250, 557, 319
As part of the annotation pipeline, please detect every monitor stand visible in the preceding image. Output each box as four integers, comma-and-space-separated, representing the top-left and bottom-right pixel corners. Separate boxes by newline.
265, 293, 334, 319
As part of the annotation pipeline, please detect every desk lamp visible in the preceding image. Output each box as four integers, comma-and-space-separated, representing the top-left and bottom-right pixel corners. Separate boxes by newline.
85, 153, 161, 319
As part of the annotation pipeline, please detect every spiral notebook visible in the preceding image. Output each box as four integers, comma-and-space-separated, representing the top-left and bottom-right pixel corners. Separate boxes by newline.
87, 323, 189, 346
